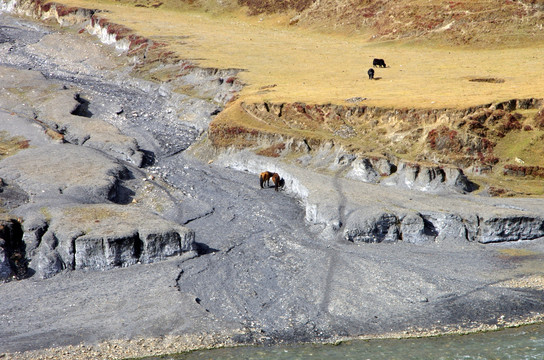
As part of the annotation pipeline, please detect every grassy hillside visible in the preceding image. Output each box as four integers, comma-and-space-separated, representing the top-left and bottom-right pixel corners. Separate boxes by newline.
153, 0, 544, 46
41, 0, 544, 194
56, 0, 544, 108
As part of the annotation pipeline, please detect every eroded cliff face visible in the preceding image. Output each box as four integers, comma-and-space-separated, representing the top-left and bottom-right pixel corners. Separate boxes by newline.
210, 98, 544, 196
213, 148, 544, 246
237, 98, 544, 167
209, 97, 544, 245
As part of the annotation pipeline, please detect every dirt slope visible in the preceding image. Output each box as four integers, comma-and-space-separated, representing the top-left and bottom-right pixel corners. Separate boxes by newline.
178, 0, 544, 46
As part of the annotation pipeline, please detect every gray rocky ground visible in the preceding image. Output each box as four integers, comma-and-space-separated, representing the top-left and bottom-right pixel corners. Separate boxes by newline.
1, 10, 544, 360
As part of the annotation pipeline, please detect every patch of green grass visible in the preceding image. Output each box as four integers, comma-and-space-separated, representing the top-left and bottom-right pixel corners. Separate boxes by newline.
494, 130, 544, 167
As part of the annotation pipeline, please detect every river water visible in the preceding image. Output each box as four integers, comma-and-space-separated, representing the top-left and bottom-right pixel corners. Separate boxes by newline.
144, 324, 544, 359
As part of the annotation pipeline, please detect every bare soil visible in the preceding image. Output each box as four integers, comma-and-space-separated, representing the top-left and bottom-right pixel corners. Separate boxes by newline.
2, 2, 544, 360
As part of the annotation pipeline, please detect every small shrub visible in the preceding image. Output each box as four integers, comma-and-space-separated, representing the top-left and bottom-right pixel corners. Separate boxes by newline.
488, 186, 507, 197
534, 109, 544, 129
55, 5, 78, 17
500, 114, 522, 132
426, 126, 462, 151
480, 137, 495, 152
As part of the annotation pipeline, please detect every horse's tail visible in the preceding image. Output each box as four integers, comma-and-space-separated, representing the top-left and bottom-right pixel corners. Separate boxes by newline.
260, 173, 264, 188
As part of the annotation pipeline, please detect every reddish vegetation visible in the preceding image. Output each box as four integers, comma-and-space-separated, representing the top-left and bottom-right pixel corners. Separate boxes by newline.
222, 0, 544, 45
499, 113, 523, 132
238, 0, 314, 15
503, 164, 544, 178
55, 4, 78, 17
127, 35, 149, 55
427, 126, 461, 151
488, 186, 508, 197
38, 1, 52, 12
222, 126, 258, 136
107, 23, 131, 39
209, 123, 259, 147
477, 152, 499, 166
535, 109, 544, 129
256, 143, 286, 157
17, 140, 30, 149
129, 35, 148, 48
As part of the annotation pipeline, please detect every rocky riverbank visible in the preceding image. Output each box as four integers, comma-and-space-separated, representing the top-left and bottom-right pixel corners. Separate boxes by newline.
1, 4, 544, 360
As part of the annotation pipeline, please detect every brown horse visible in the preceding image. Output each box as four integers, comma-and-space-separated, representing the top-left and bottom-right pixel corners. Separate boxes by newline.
270, 172, 285, 191
260, 171, 274, 188
260, 171, 284, 191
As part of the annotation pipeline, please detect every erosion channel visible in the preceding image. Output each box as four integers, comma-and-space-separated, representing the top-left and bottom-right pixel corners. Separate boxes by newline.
1, 7, 544, 360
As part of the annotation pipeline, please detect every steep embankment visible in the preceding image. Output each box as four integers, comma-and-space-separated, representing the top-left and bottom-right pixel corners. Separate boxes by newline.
211, 98, 544, 196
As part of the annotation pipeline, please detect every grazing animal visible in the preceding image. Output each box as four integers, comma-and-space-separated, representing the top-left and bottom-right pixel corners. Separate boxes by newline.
259, 171, 274, 188
373, 58, 386, 68
271, 172, 285, 192
260, 171, 284, 191
368, 68, 374, 80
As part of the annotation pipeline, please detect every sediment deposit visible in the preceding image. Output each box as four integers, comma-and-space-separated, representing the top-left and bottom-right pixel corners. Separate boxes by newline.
1, 3, 544, 359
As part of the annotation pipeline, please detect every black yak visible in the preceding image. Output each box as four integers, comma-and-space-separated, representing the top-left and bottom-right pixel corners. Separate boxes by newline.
373, 58, 386, 68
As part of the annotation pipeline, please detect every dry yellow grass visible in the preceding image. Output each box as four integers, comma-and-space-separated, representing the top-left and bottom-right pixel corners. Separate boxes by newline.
59, 0, 544, 108
42, 1, 544, 195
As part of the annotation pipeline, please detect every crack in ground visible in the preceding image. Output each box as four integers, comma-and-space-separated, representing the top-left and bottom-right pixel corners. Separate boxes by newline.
182, 207, 215, 226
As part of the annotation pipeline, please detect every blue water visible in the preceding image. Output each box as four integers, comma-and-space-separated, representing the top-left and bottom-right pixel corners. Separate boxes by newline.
144, 324, 544, 359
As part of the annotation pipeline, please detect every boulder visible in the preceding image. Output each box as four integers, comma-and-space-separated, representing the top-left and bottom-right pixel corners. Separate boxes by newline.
344, 211, 400, 243
478, 216, 544, 243
400, 212, 437, 244
24, 204, 196, 278
346, 158, 380, 183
